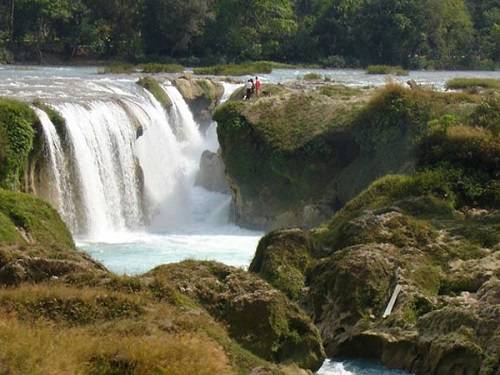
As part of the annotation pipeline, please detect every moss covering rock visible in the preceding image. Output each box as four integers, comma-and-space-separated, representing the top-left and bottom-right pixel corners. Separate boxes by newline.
249, 110, 500, 374
174, 76, 224, 128
215, 84, 480, 230
0, 189, 104, 285
137, 76, 172, 110
146, 260, 325, 371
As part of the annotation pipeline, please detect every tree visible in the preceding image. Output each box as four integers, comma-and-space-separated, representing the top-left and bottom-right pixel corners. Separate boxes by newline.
205, 0, 297, 61
142, 0, 215, 58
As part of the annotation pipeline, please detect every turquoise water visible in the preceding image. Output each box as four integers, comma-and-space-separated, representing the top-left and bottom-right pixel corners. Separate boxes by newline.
78, 229, 262, 275
318, 359, 411, 375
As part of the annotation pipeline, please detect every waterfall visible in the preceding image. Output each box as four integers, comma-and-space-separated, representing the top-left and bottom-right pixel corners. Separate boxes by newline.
51, 101, 143, 238
33, 107, 78, 230
34, 80, 241, 241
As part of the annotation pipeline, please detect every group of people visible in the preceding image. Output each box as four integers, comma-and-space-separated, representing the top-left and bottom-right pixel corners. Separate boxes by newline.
244, 76, 261, 100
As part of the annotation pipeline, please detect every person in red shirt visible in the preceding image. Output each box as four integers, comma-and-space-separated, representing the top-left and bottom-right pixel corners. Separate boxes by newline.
255, 76, 262, 97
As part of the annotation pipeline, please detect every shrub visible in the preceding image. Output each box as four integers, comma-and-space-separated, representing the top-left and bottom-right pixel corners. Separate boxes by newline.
139, 63, 184, 73
100, 63, 136, 74
366, 65, 409, 76
0, 98, 37, 190
32, 100, 66, 129
445, 78, 500, 90
193, 62, 273, 76
302, 72, 323, 80
318, 84, 363, 98
469, 95, 500, 134
418, 125, 500, 207
137, 77, 172, 109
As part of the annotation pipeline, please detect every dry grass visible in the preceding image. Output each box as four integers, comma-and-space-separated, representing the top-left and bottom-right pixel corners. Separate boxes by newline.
0, 315, 234, 375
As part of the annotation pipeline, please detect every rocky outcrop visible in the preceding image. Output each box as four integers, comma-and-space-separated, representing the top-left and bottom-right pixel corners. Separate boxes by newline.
250, 171, 499, 374
146, 260, 326, 372
174, 76, 224, 129
195, 150, 230, 193
215, 84, 481, 231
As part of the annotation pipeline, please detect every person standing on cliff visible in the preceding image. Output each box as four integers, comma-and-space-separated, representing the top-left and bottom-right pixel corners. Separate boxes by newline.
244, 79, 254, 100
255, 76, 261, 97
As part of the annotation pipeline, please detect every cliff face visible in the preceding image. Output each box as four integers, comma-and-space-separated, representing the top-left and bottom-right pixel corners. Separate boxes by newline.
215, 84, 476, 231
249, 114, 500, 374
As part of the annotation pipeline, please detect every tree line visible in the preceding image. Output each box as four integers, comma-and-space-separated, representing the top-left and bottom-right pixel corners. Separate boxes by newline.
0, 0, 498, 69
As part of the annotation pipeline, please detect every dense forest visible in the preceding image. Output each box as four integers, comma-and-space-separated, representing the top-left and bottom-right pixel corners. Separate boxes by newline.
0, 0, 498, 69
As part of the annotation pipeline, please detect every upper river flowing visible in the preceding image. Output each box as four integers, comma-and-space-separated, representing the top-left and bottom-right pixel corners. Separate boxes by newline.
2, 64, 499, 375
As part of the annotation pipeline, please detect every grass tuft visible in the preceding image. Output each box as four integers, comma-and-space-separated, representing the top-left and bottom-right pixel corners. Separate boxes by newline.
139, 63, 184, 73
446, 78, 500, 90
302, 72, 323, 80
193, 62, 273, 76
366, 65, 409, 76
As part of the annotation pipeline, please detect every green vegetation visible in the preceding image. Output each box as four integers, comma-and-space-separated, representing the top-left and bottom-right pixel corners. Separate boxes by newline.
0, 98, 37, 190
366, 65, 409, 75
302, 72, 323, 80
102, 63, 184, 74
193, 62, 273, 76
32, 100, 65, 129
446, 77, 500, 90
470, 95, 500, 134
140, 63, 184, 73
101, 63, 136, 74
0, 0, 497, 69
137, 77, 172, 110
0, 189, 74, 250
318, 84, 364, 99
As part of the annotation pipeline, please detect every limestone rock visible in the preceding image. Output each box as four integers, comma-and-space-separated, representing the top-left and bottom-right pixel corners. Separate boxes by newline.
147, 260, 326, 371
174, 77, 224, 129
195, 150, 229, 193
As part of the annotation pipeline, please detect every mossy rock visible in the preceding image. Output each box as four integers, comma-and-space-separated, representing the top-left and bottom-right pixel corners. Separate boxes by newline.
174, 77, 224, 127
0, 98, 38, 190
249, 229, 316, 301
137, 76, 172, 110
147, 260, 325, 371
0, 189, 105, 285
215, 84, 478, 230
0, 189, 73, 250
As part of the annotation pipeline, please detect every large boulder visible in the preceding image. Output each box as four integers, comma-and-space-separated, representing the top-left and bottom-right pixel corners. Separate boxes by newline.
249, 169, 500, 374
215, 85, 469, 230
249, 229, 316, 301
146, 260, 326, 371
195, 150, 230, 193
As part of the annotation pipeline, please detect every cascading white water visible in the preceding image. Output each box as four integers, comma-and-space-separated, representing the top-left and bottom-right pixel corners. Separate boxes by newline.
51, 100, 143, 239
35, 80, 242, 241
33, 107, 78, 229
